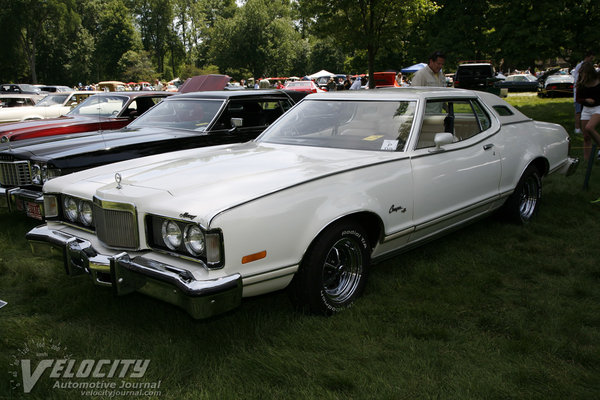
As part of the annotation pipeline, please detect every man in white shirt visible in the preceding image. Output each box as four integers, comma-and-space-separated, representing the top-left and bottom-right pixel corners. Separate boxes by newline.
411, 51, 446, 87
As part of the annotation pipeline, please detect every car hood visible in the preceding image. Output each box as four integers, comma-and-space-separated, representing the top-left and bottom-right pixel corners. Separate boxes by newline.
50, 142, 393, 227
4, 126, 199, 160
0, 115, 94, 135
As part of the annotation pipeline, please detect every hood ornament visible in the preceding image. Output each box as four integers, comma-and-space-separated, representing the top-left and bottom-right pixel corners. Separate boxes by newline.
115, 172, 122, 189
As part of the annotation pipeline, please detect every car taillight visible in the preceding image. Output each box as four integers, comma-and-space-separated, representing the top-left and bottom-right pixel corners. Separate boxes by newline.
549, 85, 557, 90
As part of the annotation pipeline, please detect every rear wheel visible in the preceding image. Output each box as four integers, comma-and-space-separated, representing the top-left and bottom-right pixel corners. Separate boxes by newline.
289, 221, 371, 315
502, 165, 542, 223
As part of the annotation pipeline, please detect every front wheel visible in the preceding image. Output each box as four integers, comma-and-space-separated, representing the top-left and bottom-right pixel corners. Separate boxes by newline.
288, 221, 371, 315
502, 165, 542, 223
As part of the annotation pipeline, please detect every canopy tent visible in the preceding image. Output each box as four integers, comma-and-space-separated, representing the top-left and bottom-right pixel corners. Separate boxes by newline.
401, 63, 427, 74
306, 70, 335, 79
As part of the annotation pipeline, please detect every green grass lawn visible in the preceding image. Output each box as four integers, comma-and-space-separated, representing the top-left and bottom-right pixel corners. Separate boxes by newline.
1, 95, 599, 399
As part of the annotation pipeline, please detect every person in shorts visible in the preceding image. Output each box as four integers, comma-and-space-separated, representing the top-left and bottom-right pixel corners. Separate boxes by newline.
576, 62, 600, 162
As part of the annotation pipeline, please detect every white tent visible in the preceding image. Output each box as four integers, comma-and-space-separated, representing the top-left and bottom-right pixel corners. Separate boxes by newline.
307, 70, 335, 79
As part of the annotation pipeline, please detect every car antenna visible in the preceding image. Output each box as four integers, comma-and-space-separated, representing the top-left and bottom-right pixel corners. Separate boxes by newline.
98, 92, 108, 149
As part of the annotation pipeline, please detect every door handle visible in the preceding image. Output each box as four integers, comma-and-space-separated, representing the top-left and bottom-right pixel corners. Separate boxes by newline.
483, 144, 494, 150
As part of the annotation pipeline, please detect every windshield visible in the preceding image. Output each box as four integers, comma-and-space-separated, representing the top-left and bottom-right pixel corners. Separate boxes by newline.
36, 94, 69, 106
67, 95, 128, 117
127, 98, 225, 131
18, 84, 40, 93
259, 99, 416, 151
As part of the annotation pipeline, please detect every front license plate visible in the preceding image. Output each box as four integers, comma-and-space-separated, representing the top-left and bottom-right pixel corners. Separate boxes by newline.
25, 201, 43, 220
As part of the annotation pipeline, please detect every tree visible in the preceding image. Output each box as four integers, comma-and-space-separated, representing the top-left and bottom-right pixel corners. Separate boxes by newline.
415, 0, 494, 69
488, 0, 561, 72
118, 49, 156, 81
173, 0, 237, 67
2, 0, 80, 83
95, 0, 140, 80
134, 0, 175, 74
209, 0, 305, 78
298, 0, 438, 88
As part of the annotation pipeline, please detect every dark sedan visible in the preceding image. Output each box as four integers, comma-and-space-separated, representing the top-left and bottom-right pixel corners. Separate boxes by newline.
0, 91, 171, 143
496, 74, 539, 92
0, 90, 301, 219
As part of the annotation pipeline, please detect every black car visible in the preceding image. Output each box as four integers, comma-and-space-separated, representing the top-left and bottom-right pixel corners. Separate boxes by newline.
0, 90, 302, 219
453, 62, 502, 95
496, 74, 540, 92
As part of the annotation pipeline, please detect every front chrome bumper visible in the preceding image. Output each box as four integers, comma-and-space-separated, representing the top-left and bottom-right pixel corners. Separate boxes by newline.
26, 225, 243, 319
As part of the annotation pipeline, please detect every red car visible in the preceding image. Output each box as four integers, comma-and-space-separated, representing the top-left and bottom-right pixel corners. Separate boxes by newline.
284, 80, 324, 94
0, 92, 172, 143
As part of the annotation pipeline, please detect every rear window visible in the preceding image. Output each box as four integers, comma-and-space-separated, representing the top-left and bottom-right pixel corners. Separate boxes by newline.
493, 105, 514, 116
456, 65, 494, 78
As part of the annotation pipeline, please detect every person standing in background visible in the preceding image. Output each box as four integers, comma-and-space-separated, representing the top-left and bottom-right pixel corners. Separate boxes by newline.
573, 51, 594, 135
411, 51, 446, 87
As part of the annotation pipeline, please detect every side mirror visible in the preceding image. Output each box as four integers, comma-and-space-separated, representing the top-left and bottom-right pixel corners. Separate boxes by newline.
230, 117, 243, 129
431, 132, 454, 152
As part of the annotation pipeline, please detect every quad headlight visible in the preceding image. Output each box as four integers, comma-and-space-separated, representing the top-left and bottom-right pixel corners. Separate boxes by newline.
61, 195, 94, 227
30, 162, 61, 185
63, 196, 78, 222
79, 200, 93, 226
183, 225, 205, 256
161, 220, 182, 250
148, 215, 222, 268
31, 164, 42, 185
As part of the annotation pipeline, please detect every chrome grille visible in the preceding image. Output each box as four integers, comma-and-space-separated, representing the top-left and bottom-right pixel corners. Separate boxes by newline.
0, 161, 31, 186
92, 198, 139, 249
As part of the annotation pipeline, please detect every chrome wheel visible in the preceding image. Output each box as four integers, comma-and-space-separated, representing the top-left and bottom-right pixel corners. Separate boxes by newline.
322, 237, 364, 304
518, 174, 540, 221
502, 164, 542, 224
288, 222, 370, 315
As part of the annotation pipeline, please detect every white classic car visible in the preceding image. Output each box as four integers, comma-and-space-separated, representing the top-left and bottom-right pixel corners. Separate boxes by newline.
26, 88, 578, 319
0, 91, 100, 123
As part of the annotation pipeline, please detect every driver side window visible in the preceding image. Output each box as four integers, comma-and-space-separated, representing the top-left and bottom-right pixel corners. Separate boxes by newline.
416, 99, 491, 149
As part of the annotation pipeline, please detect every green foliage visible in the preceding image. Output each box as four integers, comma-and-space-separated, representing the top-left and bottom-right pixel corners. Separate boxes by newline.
298, 0, 439, 86
95, 0, 141, 80
178, 63, 220, 80
210, 0, 305, 78
118, 49, 156, 82
1, 0, 600, 83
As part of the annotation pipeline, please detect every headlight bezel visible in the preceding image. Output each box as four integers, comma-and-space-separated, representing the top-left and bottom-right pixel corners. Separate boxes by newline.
30, 161, 61, 185
58, 194, 95, 229
31, 163, 42, 185
146, 214, 223, 269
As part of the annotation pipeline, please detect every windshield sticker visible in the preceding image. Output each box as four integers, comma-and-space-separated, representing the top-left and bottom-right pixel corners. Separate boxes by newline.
381, 140, 399, 151
363, 135, 384, 141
